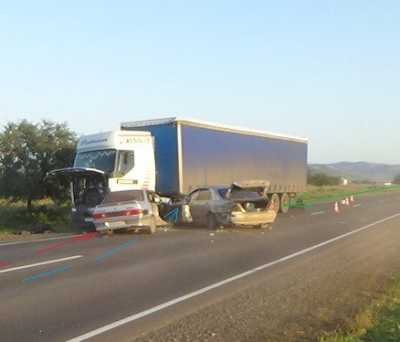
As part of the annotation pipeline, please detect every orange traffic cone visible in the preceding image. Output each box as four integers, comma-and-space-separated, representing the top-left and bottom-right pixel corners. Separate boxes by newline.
334, 202, 340, 213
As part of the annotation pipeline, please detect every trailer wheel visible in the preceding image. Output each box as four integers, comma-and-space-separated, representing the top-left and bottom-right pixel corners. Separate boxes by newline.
280, 193, 290, 214
207, 213, 218, 230
269, 194, 280, 213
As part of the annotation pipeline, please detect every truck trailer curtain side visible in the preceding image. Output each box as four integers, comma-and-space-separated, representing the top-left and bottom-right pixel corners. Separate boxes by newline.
121, 118, 308, 197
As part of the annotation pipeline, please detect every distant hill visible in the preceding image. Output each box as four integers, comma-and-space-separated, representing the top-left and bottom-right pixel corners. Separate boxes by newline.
309, 162, 400, 183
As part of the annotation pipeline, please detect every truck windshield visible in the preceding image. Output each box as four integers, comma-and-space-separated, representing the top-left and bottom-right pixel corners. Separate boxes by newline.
74, 149, 116, 174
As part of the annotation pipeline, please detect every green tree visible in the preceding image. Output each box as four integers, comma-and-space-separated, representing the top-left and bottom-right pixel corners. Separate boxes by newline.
0, 120, 77, 210
393, 174, 400, 184
307, 172, 341, 186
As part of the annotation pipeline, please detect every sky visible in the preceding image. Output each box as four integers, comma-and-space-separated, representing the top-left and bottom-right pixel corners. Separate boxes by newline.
0, 1, 399, 164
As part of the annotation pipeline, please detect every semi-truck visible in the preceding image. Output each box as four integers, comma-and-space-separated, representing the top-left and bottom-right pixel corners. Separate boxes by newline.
48, 117, 308, 225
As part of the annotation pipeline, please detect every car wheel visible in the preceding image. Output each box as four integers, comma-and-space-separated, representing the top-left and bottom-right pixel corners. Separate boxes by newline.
207, 213, 218, 230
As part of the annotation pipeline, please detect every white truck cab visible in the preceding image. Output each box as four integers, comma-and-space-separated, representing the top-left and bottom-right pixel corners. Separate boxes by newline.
47, 130, 156, 226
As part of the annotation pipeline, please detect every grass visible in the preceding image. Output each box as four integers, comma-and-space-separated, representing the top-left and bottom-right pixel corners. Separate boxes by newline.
320, 277, 400, 342
291, 184, 400, 208
0, 198, 71, 234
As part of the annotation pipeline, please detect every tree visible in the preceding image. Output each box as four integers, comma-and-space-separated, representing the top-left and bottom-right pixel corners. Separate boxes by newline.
0, 120, 77, 210
307, 172, 341, 186
393, 174, 400, 184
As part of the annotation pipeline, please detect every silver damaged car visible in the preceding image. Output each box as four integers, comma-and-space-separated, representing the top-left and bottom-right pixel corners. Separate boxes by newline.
184, 180, 277, 229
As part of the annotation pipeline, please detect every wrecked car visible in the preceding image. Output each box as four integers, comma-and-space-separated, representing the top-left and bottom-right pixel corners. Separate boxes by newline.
46, 167, 108, 229
183, 180, 277, 229
92, 190, 165, 234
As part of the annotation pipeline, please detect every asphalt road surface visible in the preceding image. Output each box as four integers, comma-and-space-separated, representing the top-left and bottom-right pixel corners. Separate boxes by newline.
1, 191, 400, 342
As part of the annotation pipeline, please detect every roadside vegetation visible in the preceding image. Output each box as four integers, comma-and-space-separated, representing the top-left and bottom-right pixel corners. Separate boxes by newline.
294, 183, 400, 208
292, 170, 400, 208
0, 198, 71, 237
308, 172, 341, 186
0, 119, 76, 238
0, 119, 76, 210
320, 276, 400, 342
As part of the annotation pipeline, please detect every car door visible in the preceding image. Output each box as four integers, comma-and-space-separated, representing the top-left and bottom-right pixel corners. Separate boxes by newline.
189, 189, 212, 225
188, 190, 201, 223
146, 191, 159, 217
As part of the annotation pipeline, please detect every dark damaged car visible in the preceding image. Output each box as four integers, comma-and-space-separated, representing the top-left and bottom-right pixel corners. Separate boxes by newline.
46, 167, 108, 229
183, 180, 277, 229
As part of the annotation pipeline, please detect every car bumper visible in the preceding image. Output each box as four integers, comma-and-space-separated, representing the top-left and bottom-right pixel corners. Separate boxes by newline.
230, 209, 277, 227
94, 215, 154, 231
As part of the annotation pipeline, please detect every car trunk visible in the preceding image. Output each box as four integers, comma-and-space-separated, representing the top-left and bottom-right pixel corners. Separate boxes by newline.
226, 180, 276, 226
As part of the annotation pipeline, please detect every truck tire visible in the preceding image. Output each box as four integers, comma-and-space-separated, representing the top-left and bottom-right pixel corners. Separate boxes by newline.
280, 193, 290, 214
269, 193, 280, 213
207, 213, 218, 230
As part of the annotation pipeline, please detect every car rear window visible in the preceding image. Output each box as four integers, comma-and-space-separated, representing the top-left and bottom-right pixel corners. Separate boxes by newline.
102, 190, 144, 203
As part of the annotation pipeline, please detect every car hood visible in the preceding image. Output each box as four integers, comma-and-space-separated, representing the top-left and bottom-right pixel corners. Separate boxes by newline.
46, 167, 107, 181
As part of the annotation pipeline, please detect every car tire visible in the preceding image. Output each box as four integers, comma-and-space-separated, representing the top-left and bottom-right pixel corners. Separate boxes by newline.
280, 193, 290, 214
207, 213, 218, 230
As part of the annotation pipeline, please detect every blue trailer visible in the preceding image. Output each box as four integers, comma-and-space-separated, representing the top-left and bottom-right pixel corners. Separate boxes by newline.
121, 118, 308, 210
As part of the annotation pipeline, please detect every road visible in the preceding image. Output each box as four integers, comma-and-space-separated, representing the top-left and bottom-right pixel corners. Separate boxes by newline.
1, 191, 400, 342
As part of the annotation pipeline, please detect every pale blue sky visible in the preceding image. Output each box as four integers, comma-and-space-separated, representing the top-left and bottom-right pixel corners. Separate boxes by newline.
0, 1, 399, 163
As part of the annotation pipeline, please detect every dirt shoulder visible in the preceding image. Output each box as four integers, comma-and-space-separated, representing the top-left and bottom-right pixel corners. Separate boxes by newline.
131, 217, 400, 342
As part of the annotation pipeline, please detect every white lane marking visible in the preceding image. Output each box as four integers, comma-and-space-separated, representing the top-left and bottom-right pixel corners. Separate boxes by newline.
67, 212, 400, 342
311, 211, 325, 216
0, 255, 83, 274
0, 234, 80, 247
353, 204, 362, 208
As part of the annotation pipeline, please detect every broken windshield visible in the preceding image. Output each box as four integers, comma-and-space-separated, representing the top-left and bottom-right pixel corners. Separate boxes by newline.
74, 149, 116, 174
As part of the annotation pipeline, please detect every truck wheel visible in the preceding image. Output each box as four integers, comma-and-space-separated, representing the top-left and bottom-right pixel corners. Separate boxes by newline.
280, 193, 290, 214
207, 213, 218, 230
269, 194, 280, 213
